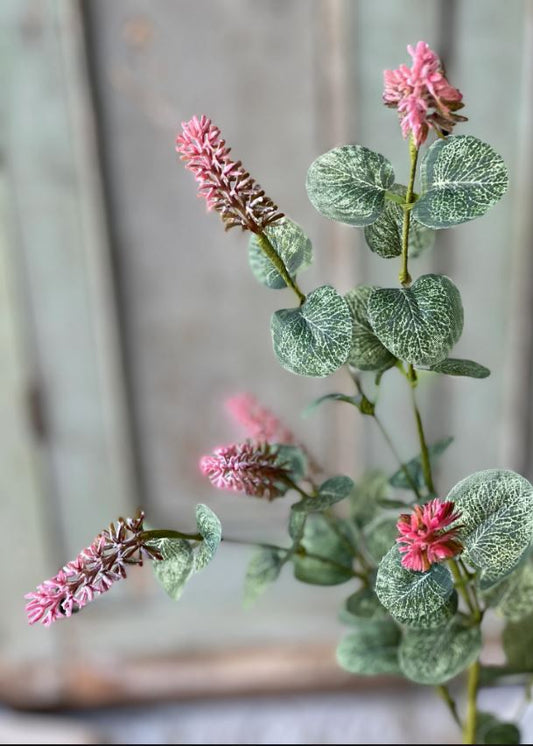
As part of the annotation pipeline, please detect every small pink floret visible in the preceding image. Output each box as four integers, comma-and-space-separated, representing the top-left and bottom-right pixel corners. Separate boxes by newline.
383, 41, 466, 147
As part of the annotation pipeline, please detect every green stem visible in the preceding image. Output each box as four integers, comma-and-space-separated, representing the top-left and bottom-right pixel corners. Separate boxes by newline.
408, 365, 435, 495
436, 685, 463, 730
463, 660, 480, 744
399, 137, 419, 287
449, 558, 476, 617
256, 232, 306, 304
373, 413, 422, 501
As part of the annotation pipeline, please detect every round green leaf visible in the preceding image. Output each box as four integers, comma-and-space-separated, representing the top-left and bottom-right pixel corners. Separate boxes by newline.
503, 612, 533, 670
364, 516, 398, 564
364, 185, 435, 259
337, 620, 401, 675
345, 285, 397, 371
376, 546, 457, 629
497, 561, 533, 621
412, 135, 509, 229
273, 444, 308, 485
477, 713, 521, 745
151, 538, 195, 601
243, 547, 284, 608
367, 274, 464, 366
306, 145, 394, 226
292, 514, 354, 586
399, 617, 482, 684
292, 475, 354, 513
447, 469, 533, 584
339, 588, 389, 624
248, 217, 312, 289
430, 357, 490, 378
271, 285, 352, 377
349, 469, 389, 525
194, 504, 222, 571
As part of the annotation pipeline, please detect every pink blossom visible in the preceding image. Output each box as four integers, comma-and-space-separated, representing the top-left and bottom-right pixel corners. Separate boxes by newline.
383, 42, 466, 147
25, 512, 159, 626
176, 115, 283, 233
199, 441, 293, 500
225, 393, 295, 444
396, 499, 462, 572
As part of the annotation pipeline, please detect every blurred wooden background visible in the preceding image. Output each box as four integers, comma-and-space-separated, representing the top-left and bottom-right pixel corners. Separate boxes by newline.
1, 0, 531, 707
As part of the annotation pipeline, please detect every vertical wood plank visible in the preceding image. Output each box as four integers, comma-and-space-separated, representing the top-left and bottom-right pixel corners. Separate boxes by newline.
4, 0, 137, 567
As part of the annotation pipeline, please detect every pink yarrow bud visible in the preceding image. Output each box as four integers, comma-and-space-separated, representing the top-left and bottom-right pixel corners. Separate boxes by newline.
383, 41, 466, 147
225, 393, 296, 444
25, 511, 160, 626
199, 441, 293, 500
176, 115, 283, 233
396, 498, 463, 572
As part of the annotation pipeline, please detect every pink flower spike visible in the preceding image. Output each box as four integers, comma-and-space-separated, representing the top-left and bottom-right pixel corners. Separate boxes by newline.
225, 393, 295, 444
383, 41, 466, 147
176, 115, 283, 233
25, 511, 160, 626
199, 441, 293, 500
396, 498, 463, 572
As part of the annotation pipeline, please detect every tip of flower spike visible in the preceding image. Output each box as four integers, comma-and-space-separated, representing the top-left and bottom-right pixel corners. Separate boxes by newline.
396, 498, 463, 572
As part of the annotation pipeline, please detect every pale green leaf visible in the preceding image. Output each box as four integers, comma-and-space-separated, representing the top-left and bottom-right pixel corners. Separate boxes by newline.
364, 184, 435, 258
503, 612, 533, 670
292, 514, 354, 586
364, 516, 398, 564
243, 547, 284, 608
389, 437, 454, 490
151, 538, 195, 601
376, 546, 457, 628
496, 561, 533, 621
273, 444, 308, 484
412, 135, 509, 229
339, 588, 389, 624
194, 504, 222, 571
288, 507, 307, 542
399, 617, 482, 684
271, 285, 352, 377
476, 714, 521, 745
248, 217, 312, 289
368, 274, 464, 367
430, 357, 490, 379
447, 469, 533, 584
345, 285, 397, 371
292, 475, 354, 513
302, 392, 360, 417
350, 469, 389, 525
306, 144, 394, 226
337, 620, 401, 675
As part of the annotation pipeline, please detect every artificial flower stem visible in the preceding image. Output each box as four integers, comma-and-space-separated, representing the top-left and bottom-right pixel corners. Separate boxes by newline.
256, 232, 306, 305
448, 558, 476, 617
436, 685, 463, 729
463, 660, 480, 744
398, 137, 419, 287
408, 365, 435, 494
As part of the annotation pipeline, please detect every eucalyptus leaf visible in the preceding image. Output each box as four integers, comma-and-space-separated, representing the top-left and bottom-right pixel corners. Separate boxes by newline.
497, 561, 533, 621
412, 135, 509, 229
376, 546, 457, 629
248, 217, 312, 289
194, 504, 222, 571
288, 508, 307, 542
350, 469, 389, 525
274, 444, 308, 484
339, 588, 389, 624
430, 357, 490, 379
364, 517, 399, 564
476, 713, 521, 745
271, 285, 352, 377
447, 469, 533, 584
367, 274, 464, 366
292, 514, 354, 586
302, 392, 360, 417
337, 620, 401, 675
364, 184, 435, 258
399, 617, 482, 684
243, 547, 284, 608
503, 612, 533, 670
389, 437, 454, 490
306, 144, 394, 226
345, 285, 397, 371
151, 538, 195, 601
292, 475, 354, 513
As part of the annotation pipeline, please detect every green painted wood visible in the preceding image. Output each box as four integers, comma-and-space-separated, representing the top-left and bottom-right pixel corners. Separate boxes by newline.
3, 0, 136, 565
